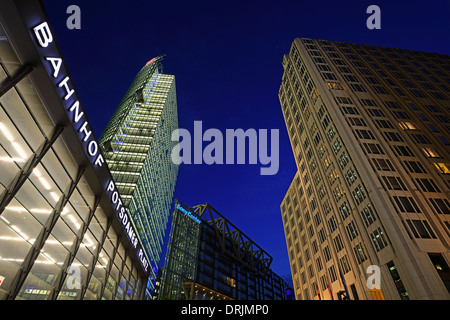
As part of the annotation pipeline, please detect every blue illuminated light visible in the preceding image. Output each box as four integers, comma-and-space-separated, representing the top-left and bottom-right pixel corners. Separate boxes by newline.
177, 204, 201, 224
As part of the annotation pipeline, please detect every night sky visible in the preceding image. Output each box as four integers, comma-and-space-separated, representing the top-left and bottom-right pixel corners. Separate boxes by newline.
41, 0, 450, 282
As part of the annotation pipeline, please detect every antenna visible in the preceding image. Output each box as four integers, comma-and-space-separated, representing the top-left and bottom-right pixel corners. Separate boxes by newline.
276, 46, 283, 62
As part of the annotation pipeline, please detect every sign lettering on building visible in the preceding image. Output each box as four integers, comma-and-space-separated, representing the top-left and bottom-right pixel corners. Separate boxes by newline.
31, 21, 149, 274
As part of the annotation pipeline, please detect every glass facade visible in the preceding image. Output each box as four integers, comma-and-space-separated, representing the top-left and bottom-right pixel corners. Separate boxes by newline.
159, 201, 288, 300
159, 201, 201, 300
99, 57, 179, 298
0, 4, 148, 300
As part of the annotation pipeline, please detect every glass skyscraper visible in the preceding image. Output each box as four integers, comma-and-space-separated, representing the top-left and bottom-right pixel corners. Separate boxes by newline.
99, 56, 179, 298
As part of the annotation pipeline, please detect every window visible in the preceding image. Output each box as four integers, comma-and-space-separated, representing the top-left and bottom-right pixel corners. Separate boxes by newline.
355, 129, 375, 140
323, 246, 332, 262
307, 265, 315, 280
318, 228, 326, 243
418, 113, 428, 121
362, 143, 384, 155
370, 227, 389, 251
361, 204, 377, 227
333, 234, 344, 252
332, 138, 343, 154
372, 158, 395, 171
322, 72, 337, 80
367, 108, 385, 117
345, 167, 358, 186
328, 169, 338, 186
322, 115, 331, 130
342, 106, 359, 115
335, 96, 353, 105
387, 261, 409, 300
393, 111, 409, 119
327, 125, 336, 141
404, 161, 427, 173
383, 131, 404, 142
348, 117, 367, 127
375, 119, 394, 129
346, 221, 359, 241
380, 176, 403, 190
411, 134, 431, 144
353, 243, 367, 264
428, 198, 450, 214
427, 124, 439, 132
340, 255, 351, 274
328, 215, 338, 233
416, 178, 441, 193
406, 219, 437, 239
333, 184, 345, 202
428, 253, 450, 274
338, 151, 349, 169
438, 136, 450, 145
411, 89, 425, 98
384, 101, 401, 109
339, 202, 351, 220
372, 85, 387, 94
360, 98, 377, 106
352, 185, 366, 205
393, 145, 415, 157
433, 163, 450, 174
398, 122, 417, 130
422, 147, 440, 158
328, 265, 338, 283
343, 74, 358, 82
326, 82, 344, 90
393, 196, 421, 213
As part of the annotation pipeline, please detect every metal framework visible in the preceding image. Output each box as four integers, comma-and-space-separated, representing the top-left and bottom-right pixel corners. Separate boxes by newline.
191, 203, 273, 275
6, 165, 85, 299
0, 125, 65, 216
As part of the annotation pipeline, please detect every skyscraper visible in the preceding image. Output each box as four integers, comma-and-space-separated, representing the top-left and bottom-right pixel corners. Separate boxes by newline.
279, 38, 450, 300
99, 56, 179, 298
0, 0, 150, 300
159, 200, 288, 300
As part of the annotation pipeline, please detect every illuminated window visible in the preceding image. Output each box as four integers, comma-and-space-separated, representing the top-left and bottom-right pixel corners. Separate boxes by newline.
353, 243, 367, 264
433, 163, 450, 174
370, 227, 388, 251
398, 122, 417, 130
422, 147, 440, 158
326, 82, 344, 90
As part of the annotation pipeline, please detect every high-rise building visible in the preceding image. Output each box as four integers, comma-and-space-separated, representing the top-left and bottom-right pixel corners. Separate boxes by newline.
0, 0, 150, 300
159, 200, 288, 300
279, 38, 450, 300
99, 56, 179, 298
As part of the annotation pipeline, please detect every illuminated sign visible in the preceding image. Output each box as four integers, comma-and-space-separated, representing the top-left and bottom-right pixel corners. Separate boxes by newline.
32, 22, 105, 168
106, 180, 149, 272
177, 203, 201, 224
31, 21, 149, 274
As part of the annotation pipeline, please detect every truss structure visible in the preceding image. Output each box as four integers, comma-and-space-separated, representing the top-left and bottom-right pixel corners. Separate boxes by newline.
191, 203, 273, 276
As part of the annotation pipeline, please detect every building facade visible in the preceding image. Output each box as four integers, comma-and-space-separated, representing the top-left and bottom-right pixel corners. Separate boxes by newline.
159, 201, 288, 300
99, 56, 179, 298
0, 0, 150, 300
279, 38, 450, 300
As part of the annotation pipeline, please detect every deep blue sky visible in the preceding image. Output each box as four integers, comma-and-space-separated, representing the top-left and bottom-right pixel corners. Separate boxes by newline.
42, 0, 449, 282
